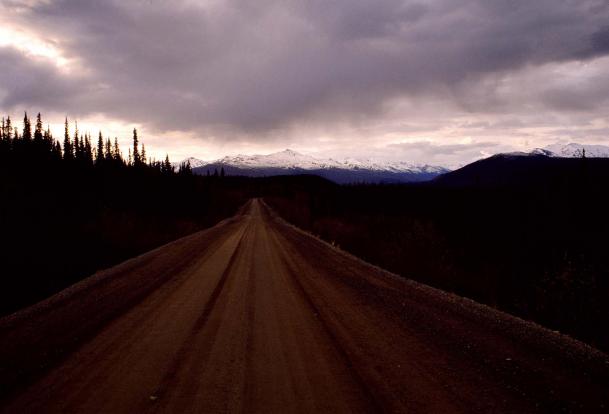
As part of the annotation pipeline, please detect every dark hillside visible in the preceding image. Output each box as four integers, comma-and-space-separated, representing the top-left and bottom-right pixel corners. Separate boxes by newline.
264, 156, 609, 352
433, 153, 609, 188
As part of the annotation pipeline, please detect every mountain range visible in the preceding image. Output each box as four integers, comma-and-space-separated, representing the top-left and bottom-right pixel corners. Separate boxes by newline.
181, 149, 449, 184
177, 143, 609, 184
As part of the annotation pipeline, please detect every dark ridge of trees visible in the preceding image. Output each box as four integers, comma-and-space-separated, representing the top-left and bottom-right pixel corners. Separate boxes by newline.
0, 113, 191, 175
0, 112, 251, 316
262, 164, 609, 353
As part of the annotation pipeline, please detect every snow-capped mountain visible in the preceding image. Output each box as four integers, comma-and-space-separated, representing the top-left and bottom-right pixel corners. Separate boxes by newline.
176, 157, 207, 168
493, 143, 609, 159
216, 149, 343, 170
179, 149, 449, 184
542, 143, 609, 158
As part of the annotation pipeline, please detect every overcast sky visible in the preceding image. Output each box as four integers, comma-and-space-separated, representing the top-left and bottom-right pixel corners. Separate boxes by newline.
1, 0, 609, 166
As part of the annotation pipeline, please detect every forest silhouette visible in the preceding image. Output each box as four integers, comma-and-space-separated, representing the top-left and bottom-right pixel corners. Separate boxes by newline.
0, 113, 247, 314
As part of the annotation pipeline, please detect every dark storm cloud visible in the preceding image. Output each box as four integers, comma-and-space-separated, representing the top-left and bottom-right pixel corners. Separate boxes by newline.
2, 0, 609, 138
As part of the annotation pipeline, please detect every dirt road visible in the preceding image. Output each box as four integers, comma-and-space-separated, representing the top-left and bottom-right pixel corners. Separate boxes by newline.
1, 199, 608, 413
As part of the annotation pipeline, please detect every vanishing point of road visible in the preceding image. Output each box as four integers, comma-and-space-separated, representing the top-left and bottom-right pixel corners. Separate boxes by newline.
1, 199, 608, 413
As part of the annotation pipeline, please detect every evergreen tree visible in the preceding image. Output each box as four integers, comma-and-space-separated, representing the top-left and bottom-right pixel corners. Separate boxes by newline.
141, 144, 147, 166
22, 112, 32, 142
220, 166, 225, 177
63, 118, 72, 160
73, 121, 80, 161
96, 132, 104, 164
162, 154, 173, 174
34, 113, 43, 143
44, 125, 54, 153
178, 160, 193, 175
0, 118, 5, 155
132, 128, 140, 166
105, 139, 113, 163
53, 140, 62, 159
5, 116, 12, 143
84, 133, 93, 164
113, 138, 121, 162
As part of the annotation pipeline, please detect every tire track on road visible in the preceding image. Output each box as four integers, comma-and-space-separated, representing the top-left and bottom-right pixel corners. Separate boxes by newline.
150, 222, 250, 408
268, 226, 384, 413
0, 217, 245, 407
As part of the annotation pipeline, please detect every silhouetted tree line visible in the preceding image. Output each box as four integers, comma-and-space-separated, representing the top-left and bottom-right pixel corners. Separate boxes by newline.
0, 112, 245, 316
1, 113, 194, 175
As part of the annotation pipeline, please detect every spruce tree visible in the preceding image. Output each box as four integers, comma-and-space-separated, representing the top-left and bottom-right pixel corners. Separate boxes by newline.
141, 143, 147, 166
96, 132, 104, 164
74, 121, 80, 161
132, 128, 140, 166
53, 140, 62, 159
105, 139, 113, 163
22, 112, 32, 142
84, 133, 93, 164
44, 125, 54, 153
0, 117, 5, 155
79, 134, 86, 159
163, 154, 173, 174
178, 160, 192, 175
34, 113, 43, 143
63, 118, 72, 160
5, 116, 12, 143
113, 138, 121, 162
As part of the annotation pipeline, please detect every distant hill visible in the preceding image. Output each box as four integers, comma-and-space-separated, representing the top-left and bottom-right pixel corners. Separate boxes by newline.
433, 152, 609, 188
177, 149, 449, 184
